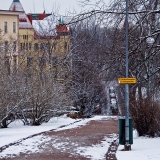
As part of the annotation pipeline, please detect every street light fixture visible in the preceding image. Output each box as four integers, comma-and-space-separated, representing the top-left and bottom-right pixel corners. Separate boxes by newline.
146, 37, 155, 46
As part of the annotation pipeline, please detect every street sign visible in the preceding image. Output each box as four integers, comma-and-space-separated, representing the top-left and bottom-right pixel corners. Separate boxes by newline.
118, 78, 136, 84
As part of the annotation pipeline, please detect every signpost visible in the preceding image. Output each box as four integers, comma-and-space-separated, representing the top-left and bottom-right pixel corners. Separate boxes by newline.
118, 77, 136, 150
123, 0, 131, 151
118, 78, 136, 84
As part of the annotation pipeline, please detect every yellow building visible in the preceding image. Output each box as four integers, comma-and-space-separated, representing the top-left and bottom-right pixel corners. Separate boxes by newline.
9, 0, 70, 80
0, 9, 23, 73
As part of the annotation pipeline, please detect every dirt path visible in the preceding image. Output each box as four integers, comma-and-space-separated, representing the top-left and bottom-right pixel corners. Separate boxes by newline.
0, 117, 119, 160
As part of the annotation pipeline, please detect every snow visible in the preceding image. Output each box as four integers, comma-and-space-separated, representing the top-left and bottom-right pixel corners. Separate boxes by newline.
0, 115, 115, 159
51, 134, 116, 160
32, 15, 58, 35
116, 130, 160, 160
75, 135, 116, 160
0, 115, 160, 160
0, 116, 76, 147
0, 135, 52, 158
18, 13, 33, 28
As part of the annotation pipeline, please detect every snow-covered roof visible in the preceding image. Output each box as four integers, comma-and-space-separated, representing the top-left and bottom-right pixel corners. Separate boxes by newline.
33, 15, 70, 36
9, 0, 33, 29
32, 15, 58, 36
8, 0, 70, 33
9, 1, 24, 12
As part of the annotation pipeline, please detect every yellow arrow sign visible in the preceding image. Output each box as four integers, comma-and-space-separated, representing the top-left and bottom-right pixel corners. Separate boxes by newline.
118, 78, 137, 84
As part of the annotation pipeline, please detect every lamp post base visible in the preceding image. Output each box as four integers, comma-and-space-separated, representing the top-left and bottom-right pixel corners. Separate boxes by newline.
124, 144, 131, 151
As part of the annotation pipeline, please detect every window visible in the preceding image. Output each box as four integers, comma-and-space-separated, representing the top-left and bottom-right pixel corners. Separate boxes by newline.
34, 43, 38, 51
39, 57, 46, 67
22, 43, 29, 50
64, 42, 67, 50
29, 43, 31, 50
5, 41, 8, 53
20, 43, 23, 50
4, 22, 7, 33
0, 43, 3, 50
13, 41, 16, 52
26, 43, 28, 50
13, 22, 16, 33
53, 42, 57, 50
46, 42, 50, 52
13, 56, 17, 71
40, 43, 44, 51
5, 58, 10, 74
52, 57, 58, 67
23, 35, 28, 40
0, 43, 3, 54
23, 43, 25, 50
27, 57, 32, 66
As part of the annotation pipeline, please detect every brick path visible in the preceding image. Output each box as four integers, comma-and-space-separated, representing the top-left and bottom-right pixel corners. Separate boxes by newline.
0, 117, 119, 160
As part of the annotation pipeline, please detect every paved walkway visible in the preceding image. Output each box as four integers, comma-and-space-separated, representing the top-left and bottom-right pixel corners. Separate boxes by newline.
1, 117, 118, 160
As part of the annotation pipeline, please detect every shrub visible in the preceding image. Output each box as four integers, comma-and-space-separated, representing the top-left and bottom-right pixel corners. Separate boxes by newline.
130, 98, 160, 137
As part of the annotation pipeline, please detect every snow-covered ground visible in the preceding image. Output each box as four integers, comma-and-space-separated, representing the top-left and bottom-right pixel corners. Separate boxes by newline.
0, 116, 77, 147
0, 115, 160, 160
0, 115, 116, 159
117, 130, 160, 160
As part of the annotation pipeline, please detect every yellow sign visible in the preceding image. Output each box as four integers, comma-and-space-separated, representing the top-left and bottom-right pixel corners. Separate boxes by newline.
118, 78, 136, 84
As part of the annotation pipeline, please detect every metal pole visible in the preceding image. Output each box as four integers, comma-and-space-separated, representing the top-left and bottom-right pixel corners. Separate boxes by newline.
147, 24, 151, 97
148, 51, 150, 96
125, 0, 130, 147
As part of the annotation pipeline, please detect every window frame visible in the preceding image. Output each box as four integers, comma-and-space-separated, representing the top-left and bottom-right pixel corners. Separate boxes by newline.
34, 43, 39, 51
4, 22, 7, 34
27, 57, 32, 67
39, 56, 46, 67
5, 41, 8, 53
13, 41, 16, 52
13, 22, 16, 33
52, 57, 58, 67
29, 43, 31, 50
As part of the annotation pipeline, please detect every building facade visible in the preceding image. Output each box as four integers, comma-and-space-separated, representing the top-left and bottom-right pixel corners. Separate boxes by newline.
1, 0, 70, 80
0, 10, 23, 73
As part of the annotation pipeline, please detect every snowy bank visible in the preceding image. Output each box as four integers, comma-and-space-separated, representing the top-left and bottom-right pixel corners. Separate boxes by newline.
116, 130, 160, 160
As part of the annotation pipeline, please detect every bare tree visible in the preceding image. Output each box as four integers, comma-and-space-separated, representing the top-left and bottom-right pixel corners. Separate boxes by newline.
68, 0, 160, 135
69, 17, 109, 116
0, 14, 72, 127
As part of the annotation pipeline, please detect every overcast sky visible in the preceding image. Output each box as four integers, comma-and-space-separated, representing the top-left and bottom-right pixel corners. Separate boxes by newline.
1, 0, 111, 16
